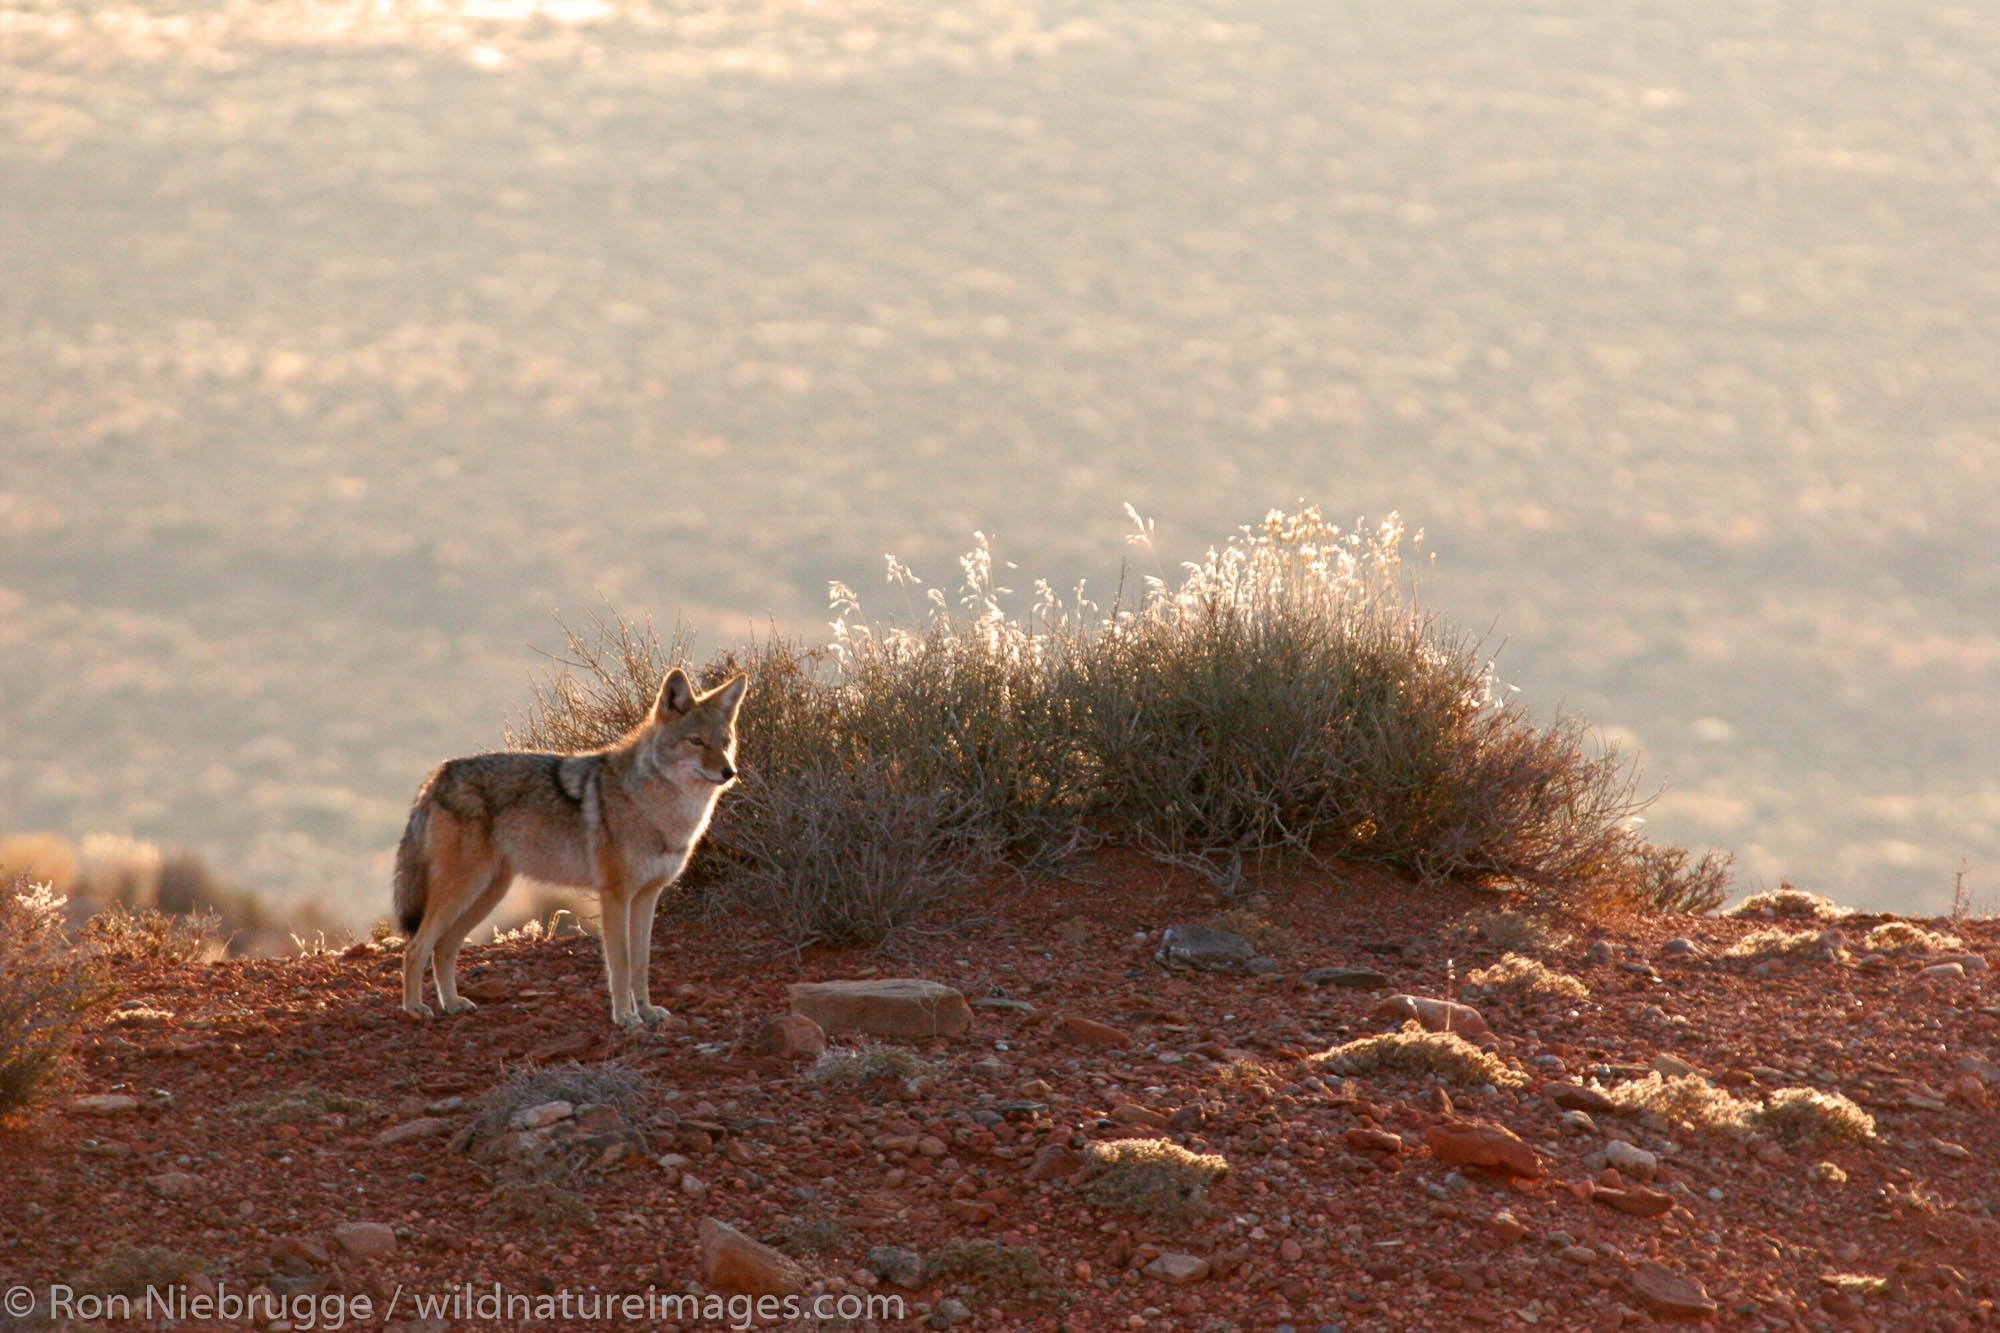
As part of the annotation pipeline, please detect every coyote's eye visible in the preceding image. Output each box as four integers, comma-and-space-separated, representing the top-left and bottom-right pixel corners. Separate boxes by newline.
684, 736, 703, 748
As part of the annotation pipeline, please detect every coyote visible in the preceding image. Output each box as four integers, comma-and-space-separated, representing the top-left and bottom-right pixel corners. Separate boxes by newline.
393, 667, 746, 1028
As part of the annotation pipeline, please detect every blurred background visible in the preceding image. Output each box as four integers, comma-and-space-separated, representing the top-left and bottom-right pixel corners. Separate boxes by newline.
3, 0, 1995, 928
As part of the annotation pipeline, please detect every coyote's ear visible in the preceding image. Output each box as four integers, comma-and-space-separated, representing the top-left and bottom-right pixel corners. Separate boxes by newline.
652, 667, 697, 720
710, 673, 748, 717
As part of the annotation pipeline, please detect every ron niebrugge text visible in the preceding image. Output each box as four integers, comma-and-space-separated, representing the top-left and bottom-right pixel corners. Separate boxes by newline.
24, 1282, 905, 1328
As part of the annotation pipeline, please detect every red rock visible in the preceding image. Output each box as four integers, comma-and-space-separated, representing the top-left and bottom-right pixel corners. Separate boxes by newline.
330, 1221, 397, 1261
1590, 1184, 1675, 1218
1372, 994, 1490, 1038
756, 1013, 827, 1059
787, 979, 971, 1039
1423, 1118, 1542, 1177
1342, 1127, 1404, 1155
698, 1217, 808, 1297
1544, 1081, 1616, 1114
1625, 1262, 1718, 1319
1056, 1015, 1131, 1048
1026, 1143, 1084, 1180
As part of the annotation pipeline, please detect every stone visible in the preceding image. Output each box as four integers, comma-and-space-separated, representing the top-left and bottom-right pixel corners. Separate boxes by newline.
1625, 1262, 1718, 1319
1301, 967, 1391, 990
1603, 1140, 1658, 1181
1921, 962, 1967, 983
1423, 1118, 1542, 1178
699, 1217, 808, 1297
756, 1014, 828, 1059
373, 1116, 454, 1147
508, 1100, 573, 1132
1156, 923, 1267, 975
1544, 1082, 1616, 1114
1109, 1103, 1169, 1129
1343, 1127, 1404, 1155
1055, 1015, 1131, 1049
1934, 952, 1991, 976
1658, 938, 1703, 958
1651, 1053, 1698, 1079
1143, 1253, 1211, 1284
1586, 941, 1617, 965
1372, 994, 1490, 1039
1591, 1184, 1674, 1217
788, 979, 971, 1039
936, 1296, 975, 1324
145, 1171, 201, 1198
863, 1245, 927, 1289
331, 1222, 398, 1261
68, 1094, 141, 1114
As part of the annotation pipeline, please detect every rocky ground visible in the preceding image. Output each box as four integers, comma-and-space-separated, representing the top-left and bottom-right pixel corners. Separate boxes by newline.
6, 853, 1999, 1332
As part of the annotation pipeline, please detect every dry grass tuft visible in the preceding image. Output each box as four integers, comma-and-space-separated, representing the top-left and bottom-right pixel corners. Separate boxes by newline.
229, 1083, 377, 1124
79, 904, 228, 963
0, 874, 113, 1117
1727, 885, 1845, 922
1079, 1137, 1230, 1228
1466, 952, 1589, 1003
1746, 1088, 1876, 1146
1862, 921, 1964, 954
1448, 909, 1571, 953
926, 1237, 1067, 1306
804, 1042, 933, 1086
1725, 928, 1830, 961
1312, 1021, 1526, 1088
1605, 1072, 1752, 1135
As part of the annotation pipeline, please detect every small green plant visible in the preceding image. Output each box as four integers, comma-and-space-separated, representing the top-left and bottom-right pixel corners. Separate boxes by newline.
1448, 909, 1571, 953
229, 1083, 377, 1124
79, 904, 228, 963
0, 874, 113, 1116
79, 1244, 205, 1297
1313, 1022, 1527, 1088
1745, 1088, 1875, 1146
1862, 921, 1963, 954
1605, 1072, 1752, 1135
1727, 885, 1844, 922
1724, 928, 1830, 961
804, 1042, 932, 1086
776, 1207, 857, 1257
486, 1166, 596, 1230
1079, 1138, 1229, 1228
927, 1237, 1066, 1305
1466, 952, 1589, 1003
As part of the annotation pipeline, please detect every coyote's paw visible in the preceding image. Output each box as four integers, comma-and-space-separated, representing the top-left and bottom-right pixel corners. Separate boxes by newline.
612, 1008, 645, 1031
636, 1003, 673, 1028
440, 996, 477, 1015
400, 1001, 435, 1020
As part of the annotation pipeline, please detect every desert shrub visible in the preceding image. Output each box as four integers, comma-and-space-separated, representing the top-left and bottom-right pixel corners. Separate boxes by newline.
1448, 909, 1572, 953
1466, 953, 1589, 1003
1727, 885, 1845, 921
0, 832, 81, 897
1724, 928, 1830, 961
510, 507, 1726, 938
469, 1061, 647, 1143
80, 904, 228, 963
487, 1167, 595, 1230
776, 1207, 857, 1257
1312, 1021, 1527, 1088
1079, 1138, 1229, 1228
1862, 921, 1963, 954
1606, 1072, 1751, 1135
0, 874, 112, 1117
77, 833, 164, 908
79, 1244, 205, 1297
1746, 1088, 1876, 1146
230, 1083, 377, 1124
804, 1042, 932, 1086
927, 1237, 1066, 1305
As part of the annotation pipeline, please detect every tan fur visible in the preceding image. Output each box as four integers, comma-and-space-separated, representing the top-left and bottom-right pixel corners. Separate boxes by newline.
393, 668, 746, 1029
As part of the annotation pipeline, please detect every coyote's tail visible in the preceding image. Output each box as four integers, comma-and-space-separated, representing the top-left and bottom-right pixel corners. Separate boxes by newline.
393, 796, 430, 936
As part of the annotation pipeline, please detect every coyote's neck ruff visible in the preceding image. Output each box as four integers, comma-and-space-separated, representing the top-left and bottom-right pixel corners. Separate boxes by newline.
394, 667, 747, 1029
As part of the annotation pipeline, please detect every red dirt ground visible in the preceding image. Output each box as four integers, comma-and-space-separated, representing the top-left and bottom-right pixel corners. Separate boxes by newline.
7, 853, 1999, 1332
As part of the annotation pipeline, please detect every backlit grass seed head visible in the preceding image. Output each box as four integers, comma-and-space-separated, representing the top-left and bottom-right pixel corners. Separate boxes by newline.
1313, 1022, 1526, 1088
1080, 1137, 1229, 1227
1606, 1072, 1752, 1136
1467, 953, 1589, 1003
1727, 886, 1844, 921
1725, 928, 1829, 960
1746, 1088, 1876, 1146
1862, 921, 1963, 954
